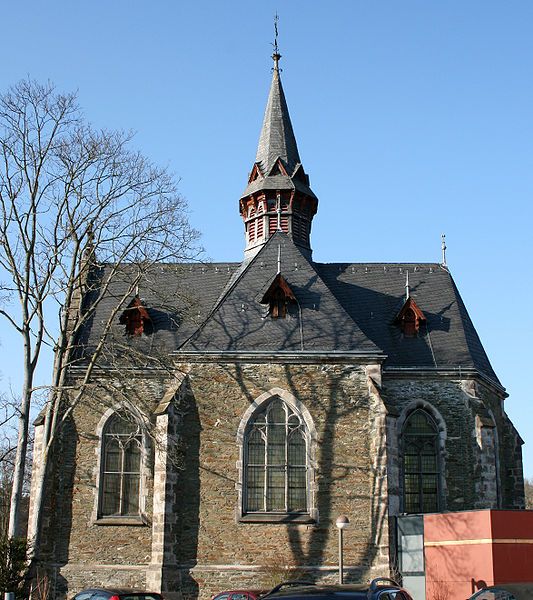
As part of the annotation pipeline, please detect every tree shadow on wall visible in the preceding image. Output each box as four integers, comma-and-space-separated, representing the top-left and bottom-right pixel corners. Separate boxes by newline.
280, 364, 389, 583
33, 414, 76, 599
213, 357, 391, 585
173, 388, 201, 600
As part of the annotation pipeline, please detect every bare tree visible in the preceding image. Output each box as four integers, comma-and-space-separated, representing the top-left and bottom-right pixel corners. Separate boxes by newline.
0, 389, 18, 538
0, 80, 200, 553
525, 477, 533, 510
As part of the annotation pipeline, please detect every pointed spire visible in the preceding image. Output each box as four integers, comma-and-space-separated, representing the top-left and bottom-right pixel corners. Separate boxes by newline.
255, 51, 301, 175
240, 39, 318, 260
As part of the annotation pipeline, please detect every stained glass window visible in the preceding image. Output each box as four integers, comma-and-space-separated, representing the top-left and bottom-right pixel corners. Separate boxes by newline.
244, 398, 308, 513
402, 409, 440, 513
100, 414, 142, 517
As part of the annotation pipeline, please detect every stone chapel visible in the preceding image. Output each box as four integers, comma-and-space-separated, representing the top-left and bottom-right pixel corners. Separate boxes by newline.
29, 51, 525, 600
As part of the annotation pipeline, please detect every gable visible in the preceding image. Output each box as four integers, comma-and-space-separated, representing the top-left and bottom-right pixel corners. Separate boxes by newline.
180, 232, 380, 354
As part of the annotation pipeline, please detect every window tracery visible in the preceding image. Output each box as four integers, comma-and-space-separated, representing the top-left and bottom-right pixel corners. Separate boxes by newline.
99, 413, 143, 517
402, 409, 440, 513
244, 397, 309, 514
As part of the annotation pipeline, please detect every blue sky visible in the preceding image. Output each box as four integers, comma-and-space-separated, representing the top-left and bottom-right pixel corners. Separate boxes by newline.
1, 1, 532, 476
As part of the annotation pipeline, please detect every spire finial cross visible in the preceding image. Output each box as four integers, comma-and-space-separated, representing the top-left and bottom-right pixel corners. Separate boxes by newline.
272, 13, 281, 70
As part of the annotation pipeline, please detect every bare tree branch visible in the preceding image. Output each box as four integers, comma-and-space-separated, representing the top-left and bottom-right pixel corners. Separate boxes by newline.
0, 79, 201, 551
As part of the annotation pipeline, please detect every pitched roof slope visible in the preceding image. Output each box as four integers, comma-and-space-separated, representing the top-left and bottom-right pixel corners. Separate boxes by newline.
180, 232, 380, 354
77, 252, 500, 386
76, 262, 239, 357
314, 262, 499, 384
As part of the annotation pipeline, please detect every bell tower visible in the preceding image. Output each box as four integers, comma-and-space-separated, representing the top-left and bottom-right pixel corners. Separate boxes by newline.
240, 52, 318, 259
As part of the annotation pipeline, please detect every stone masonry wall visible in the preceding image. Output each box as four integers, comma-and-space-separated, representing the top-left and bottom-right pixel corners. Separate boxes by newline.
382, 375, 524, 514
383, 377, 478, 513
169, 360, 390, 599
40, 375, 170, 598
39, 364, 525, 600
40, 361, 392, 600
484, 388, 525, 510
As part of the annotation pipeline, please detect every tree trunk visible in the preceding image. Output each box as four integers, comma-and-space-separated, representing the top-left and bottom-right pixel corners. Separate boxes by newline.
8, 335, 33, 539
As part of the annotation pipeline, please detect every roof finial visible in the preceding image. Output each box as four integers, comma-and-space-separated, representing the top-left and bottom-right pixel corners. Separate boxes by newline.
272, 12, 281, 71
277, 243, 281, 274
441, 233, 447, 267
405, 270, 410, 300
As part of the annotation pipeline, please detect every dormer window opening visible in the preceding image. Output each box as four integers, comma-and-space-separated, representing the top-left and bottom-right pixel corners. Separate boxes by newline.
119, 296, 153, 336
394, 297, 426, 337
403, 308, 417, 337
271, 288, 288, 318
261, 273, 297, 320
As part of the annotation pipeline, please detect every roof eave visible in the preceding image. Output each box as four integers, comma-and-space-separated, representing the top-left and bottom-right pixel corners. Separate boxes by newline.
172, 350, 387, 364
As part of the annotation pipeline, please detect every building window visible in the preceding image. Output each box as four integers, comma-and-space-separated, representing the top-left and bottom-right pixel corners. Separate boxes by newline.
99, 413, 142, 517
402, 409, 440, 513
244, 397, 309, 514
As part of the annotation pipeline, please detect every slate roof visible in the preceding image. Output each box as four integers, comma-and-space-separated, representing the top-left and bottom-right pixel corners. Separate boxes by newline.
181, 232, 380, 353
254, 64, 300, 176
241, 62, 316, 200
79, 232, 500, 386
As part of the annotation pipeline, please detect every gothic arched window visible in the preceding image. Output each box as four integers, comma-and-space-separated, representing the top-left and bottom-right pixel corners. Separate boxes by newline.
402, 409, 440, 513
244, 397, 309, 514
99, 413, 143, 517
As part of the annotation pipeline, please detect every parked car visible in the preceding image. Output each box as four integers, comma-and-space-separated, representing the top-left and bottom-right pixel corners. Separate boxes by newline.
469, 583, 533, 600
212, 590, 267, 600
261, 579, 413, 600
72, 588, 164, 600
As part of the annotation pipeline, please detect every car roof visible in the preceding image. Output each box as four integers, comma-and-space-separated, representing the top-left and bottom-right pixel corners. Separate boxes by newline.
215, 592, 265, 596
264, 584, 399, 596
76, 590, 161, 596
471, 584, 533, 600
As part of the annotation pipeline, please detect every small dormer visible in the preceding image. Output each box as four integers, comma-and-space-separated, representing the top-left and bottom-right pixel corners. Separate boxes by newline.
260, 273, 296, 319
394, 297, 426, 337
119, 295, 153, 336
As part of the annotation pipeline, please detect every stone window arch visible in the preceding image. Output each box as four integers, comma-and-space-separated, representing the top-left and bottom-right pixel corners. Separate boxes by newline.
98, 411, 144, 519
236, 387, 317, 522
400, 407, 445, 513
